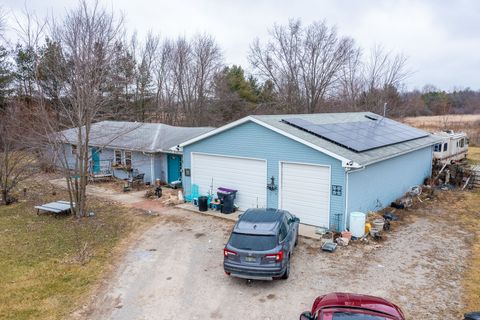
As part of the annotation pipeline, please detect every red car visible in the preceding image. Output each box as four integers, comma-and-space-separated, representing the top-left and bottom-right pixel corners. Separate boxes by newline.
300, 292, 405, 320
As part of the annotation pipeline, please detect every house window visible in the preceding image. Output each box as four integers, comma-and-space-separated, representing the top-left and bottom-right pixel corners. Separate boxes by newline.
124, 151, 132, 167
71, 145, 77, 155
443, 143, 448, 152
114, 150, 122, 165
434, 143, 441, 152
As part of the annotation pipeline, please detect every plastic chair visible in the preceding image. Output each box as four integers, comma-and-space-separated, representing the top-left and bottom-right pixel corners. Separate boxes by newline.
185, 184, 199, 204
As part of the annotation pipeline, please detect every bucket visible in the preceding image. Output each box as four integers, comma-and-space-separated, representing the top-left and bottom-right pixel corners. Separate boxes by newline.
349, 212, 366, 238
370, 227, 380, 237
373, 218, 385, 231
365, 222, 371, 235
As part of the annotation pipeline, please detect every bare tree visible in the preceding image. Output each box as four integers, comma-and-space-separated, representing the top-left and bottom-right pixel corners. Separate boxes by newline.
153, 38, 178, 123
168, 34, 222, 125
0, 6, 6, 42
133, 32, 159, 121
0, 102, 36, 205
11, 4, 47, 104
36, 0, 124, 217
359, 45, 409, 115
334, 47, 363, 111
249, 19, 356, 113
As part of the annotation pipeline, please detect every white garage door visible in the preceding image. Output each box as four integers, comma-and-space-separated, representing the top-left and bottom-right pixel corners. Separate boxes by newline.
279, 162, 330, 227
191, 153, 267, 209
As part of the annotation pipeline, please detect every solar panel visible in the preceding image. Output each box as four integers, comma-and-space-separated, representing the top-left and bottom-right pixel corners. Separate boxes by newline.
282, 116, 428, 152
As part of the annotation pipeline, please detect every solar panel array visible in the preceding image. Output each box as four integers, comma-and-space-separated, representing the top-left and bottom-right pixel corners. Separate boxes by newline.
282, 116, 429, 152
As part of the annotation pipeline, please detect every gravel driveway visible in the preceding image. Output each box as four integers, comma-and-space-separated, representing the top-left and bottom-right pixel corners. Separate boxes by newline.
80, 205, 469, 320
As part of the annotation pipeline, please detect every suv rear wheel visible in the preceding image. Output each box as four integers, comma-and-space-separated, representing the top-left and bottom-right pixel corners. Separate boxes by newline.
281, 256, 290, 279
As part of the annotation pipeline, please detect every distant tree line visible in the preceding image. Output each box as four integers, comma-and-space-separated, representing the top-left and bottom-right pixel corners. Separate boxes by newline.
0, 8, 479, 129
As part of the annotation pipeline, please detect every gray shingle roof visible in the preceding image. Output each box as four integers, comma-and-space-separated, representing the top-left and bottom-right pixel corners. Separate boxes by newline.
251, 112, 442, 166
60, 121, 214, 153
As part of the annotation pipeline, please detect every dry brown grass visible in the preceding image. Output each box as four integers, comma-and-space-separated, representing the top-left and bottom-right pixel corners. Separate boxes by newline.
468, 146, 480, 164
457, 190, 480, 313
403, 114, 480, 146
428, 190, 480, 313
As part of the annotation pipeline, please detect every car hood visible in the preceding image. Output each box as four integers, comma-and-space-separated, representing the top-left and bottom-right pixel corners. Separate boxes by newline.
312, 293, 404, 318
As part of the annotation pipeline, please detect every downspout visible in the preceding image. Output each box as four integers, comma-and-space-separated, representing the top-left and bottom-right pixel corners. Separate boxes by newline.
150, 156, 155, 185
344, 166, 366, 231
142, 151, 155, 184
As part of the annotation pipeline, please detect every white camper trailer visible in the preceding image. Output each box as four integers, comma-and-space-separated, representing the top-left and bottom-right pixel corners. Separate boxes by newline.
432, 131, 469, 164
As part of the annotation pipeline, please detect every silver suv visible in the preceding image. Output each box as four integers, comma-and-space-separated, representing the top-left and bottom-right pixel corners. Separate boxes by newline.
223, 208, 300, 280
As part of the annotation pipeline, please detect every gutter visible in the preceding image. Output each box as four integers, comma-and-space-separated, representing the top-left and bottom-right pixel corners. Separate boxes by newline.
359, 141, 439, 167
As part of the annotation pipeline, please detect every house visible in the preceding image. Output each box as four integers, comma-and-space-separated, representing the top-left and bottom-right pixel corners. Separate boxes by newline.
179, 112, 441, 231
59, 121, 213, 184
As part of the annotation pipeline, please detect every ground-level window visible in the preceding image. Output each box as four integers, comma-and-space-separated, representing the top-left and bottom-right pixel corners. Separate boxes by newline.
114, 150, 122, 165
71, 145, 77, 155
124, 151, 132, 167
434, 143, 441, 152
443, 143, 448, 152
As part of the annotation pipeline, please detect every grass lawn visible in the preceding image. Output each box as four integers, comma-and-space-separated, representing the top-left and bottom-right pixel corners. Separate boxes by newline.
460, 189, 480, 313
0, 179, 152, 320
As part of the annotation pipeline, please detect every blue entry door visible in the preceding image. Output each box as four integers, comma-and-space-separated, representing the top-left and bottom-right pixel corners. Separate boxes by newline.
91, 148, 100, 174
167, 154, 182, 183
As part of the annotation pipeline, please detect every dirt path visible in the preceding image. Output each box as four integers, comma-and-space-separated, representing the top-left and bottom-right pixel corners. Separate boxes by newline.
77, 204, 469, 320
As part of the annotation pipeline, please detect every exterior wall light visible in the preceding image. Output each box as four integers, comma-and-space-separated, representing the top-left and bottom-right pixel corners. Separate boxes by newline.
267, 176, 277, 191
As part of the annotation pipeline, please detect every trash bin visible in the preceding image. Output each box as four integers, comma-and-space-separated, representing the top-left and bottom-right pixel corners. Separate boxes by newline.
198, 196, 208, 212
217, 187, 237, 214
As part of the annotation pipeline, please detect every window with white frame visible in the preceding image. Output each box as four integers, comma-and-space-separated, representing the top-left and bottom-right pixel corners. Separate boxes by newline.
114, 150, 122, 165
434, 143, 441, 152
443, 143, 448, 152
124, 151, 132, 167
71, 145, 77, 155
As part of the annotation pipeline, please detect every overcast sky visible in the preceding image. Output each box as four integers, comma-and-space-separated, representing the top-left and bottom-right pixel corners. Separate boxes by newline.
3, 0, 480, 91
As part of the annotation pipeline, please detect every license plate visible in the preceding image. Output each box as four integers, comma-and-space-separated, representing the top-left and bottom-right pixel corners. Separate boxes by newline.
245, 256, 256, 262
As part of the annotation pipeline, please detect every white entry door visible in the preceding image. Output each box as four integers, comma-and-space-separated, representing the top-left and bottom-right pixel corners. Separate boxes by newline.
191, 153, 267, 209
279, 162, 331, 227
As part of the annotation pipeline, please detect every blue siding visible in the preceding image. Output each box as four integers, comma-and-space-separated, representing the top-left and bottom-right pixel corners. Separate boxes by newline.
183, 121, 346, 230
62, 144, 167, 184
347, 146, 433, 222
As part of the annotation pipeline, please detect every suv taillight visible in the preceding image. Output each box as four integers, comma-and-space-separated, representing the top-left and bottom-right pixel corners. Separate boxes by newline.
224, 248, 237, 257
265, 251, 283, 262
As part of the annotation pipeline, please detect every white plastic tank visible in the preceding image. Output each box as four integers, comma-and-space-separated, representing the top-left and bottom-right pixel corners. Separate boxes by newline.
349, 212, 366, 238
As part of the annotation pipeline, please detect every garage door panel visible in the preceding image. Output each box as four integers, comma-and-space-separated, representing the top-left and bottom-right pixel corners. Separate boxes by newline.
280, 162, 330, 227
282, 181, 330, 191
192, 153, 267, 209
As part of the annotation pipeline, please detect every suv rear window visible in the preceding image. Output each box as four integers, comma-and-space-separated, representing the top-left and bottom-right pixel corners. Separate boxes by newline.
327, 312, 391, 319
229, 233, 277, 251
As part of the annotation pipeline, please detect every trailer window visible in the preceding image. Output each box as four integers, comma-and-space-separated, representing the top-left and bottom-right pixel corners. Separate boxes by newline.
459, 139, 464, 148
434, 144, 441, 152
443, 143, 448, 152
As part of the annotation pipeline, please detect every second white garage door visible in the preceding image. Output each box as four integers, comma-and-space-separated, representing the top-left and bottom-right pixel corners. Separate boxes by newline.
279, 162, 331, 227
191, 153, 267, 209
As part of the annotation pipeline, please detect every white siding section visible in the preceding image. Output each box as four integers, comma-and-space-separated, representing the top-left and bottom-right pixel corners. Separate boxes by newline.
191, 153, 267, 209
279, 162, 330, 227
